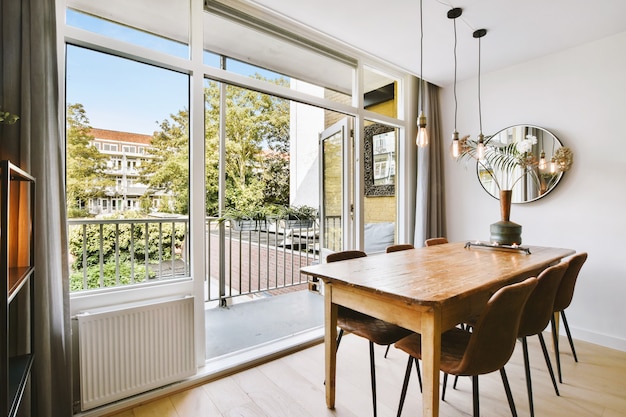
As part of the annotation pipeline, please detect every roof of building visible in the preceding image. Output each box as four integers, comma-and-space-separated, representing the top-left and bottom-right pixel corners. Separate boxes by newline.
90, 128, 153, 145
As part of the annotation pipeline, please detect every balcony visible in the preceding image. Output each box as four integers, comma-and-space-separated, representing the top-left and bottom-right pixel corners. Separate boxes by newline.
67, 215, 327, 359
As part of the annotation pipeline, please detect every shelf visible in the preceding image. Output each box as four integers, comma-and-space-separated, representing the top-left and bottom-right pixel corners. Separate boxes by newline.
8, 354, 33, 417
7, 267, 34, 303
2, 160, 35, 417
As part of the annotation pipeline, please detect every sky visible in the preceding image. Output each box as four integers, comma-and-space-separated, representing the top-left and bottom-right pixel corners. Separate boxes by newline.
65, 10, 283, 136
66, 45, 189, 135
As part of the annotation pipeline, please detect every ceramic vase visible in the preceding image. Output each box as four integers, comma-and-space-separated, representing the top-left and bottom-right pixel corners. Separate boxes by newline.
490, 189, 522, 245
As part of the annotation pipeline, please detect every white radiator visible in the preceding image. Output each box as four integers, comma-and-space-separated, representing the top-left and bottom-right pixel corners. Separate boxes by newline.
77, 296, 195, 411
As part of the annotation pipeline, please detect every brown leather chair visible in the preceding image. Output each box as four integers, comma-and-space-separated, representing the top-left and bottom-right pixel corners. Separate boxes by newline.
424, 237, 448, 246
395, 277, 538, 417
385, 243, 415, 253
515, 262, 568, 417
326, 250, 412, 417
551, 252, 588, 383
382, 243, 415, 358
452, 262, 567, 415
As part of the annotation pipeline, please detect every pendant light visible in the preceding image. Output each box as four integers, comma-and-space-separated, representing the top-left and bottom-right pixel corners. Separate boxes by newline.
550, 156, 557, 173
474, 28, 487, 160
448, 7, 462, 158
538, 150, 547, 170
416, 0, 429, 147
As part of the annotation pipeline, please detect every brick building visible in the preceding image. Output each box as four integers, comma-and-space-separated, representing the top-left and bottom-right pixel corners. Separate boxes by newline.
88, 128, 170, 214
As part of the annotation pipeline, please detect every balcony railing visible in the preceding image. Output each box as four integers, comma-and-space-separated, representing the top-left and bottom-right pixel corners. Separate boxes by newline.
67, 217, 190, 292
68, 215, 334, 304
206, 217, 320, 304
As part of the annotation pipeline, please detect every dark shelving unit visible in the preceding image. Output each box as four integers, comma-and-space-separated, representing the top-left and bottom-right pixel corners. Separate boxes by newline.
2, 161, 35, 417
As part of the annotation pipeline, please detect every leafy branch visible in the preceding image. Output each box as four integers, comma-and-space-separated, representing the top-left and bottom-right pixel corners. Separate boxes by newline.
0, 110, 19, 125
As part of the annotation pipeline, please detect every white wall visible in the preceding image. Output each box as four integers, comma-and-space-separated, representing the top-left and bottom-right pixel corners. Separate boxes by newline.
441, 31, 626, 351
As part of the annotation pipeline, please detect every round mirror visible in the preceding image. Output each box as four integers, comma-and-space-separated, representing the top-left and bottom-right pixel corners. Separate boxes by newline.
475, 125, 566, 203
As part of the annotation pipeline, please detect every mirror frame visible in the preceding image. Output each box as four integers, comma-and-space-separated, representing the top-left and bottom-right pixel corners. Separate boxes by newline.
476, 125, 565, 203
364, 123, 396, 197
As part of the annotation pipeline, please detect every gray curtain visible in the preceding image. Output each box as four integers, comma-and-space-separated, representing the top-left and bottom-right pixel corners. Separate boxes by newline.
1, 0, 73, 415
414, 82, 446, 246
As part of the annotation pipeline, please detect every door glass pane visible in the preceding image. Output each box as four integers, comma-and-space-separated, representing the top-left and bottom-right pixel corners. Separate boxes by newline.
363, 122, 397, 253
322, 132, 343, 252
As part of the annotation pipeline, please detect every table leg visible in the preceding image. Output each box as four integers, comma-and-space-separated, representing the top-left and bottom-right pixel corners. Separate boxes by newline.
325, 284, 338, 409
421, 310, 441, 417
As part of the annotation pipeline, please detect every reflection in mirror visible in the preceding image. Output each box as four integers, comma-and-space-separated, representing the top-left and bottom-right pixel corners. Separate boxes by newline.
364, 123, 396, 196
469, 125, 571, 203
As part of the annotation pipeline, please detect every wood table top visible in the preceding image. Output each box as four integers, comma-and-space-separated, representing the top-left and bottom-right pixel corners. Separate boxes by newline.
301, 242, 575, 308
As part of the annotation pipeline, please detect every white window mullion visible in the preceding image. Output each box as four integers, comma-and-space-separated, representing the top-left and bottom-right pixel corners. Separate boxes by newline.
190, 0, 207, 367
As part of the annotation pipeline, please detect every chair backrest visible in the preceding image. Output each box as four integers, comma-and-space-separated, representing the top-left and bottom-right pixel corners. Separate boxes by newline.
553, 252, 588, 312
453, 277, 538, 376
386, 244, 415, 253
326, 250, 367, 263
517, 262, 568, 337
424, 237, 448, 247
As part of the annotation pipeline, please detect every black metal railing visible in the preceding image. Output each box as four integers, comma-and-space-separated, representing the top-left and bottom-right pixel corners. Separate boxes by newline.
68, 215, 332, 303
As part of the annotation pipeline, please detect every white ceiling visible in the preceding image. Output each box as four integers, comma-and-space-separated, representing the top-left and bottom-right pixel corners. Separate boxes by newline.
248, 0, 626, 87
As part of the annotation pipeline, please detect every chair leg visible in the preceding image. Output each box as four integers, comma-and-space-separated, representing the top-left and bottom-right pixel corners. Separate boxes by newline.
471, 375, 480, 417
521, 337, 535, 417
442, 373, 448, 401
415, 357, 422, 393
369, 341, 377, 417
537, 333, 560, 396
551, 315, 563, 383
397, 356, 414, 417
500, 367, 518, 417
561, 310, 578, 362
336, 328, 344, 352
384, 344, 391, 358
453, 375, 459, 389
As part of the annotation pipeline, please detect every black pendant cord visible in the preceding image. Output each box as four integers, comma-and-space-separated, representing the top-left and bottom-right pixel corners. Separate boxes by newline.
453, 15, 458, 132
420, 0, 424, 113
473, 29, 487, 136
477, 35, 482, 135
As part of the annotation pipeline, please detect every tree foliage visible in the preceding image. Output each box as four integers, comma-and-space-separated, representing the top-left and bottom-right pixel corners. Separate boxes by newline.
144, 75, 291, 216
140, 110, 190, 214
66, 103, 112, 213
204, 76, 290, 215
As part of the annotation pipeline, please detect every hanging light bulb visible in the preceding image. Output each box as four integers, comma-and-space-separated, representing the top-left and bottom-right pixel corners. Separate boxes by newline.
550, 156, 557, 173
538, 150, 547, 170
416, 0, 429, 147
451, 130, 460, 158
474, 29, 487, 160
417, 112, 429, 147
476, 133, 486, 160
448, 7, 462, 158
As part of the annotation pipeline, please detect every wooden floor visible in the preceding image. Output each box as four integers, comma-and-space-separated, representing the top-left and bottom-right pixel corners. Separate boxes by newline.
108, 334, 626, 417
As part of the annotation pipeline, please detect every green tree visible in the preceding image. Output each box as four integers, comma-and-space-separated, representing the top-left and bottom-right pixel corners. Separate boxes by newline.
66, 103, 112, 216
140, 110, 189, 214
141, 75, 291, 217
204, 75, 290, 214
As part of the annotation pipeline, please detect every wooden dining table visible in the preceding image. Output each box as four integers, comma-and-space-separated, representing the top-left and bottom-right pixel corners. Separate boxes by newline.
300, 241, 575, 417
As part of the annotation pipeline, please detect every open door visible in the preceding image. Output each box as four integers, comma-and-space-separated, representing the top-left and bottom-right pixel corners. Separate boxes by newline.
319, 118, 353, 259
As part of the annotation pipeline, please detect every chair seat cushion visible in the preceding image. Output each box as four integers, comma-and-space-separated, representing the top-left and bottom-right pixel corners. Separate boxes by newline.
338, 306, 412, 345
395, 328, 472, 375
